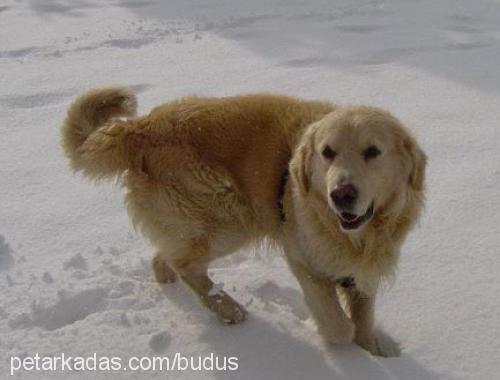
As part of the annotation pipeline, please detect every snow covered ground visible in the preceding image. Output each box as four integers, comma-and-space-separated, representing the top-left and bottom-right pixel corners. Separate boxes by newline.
1, 0, 500, 379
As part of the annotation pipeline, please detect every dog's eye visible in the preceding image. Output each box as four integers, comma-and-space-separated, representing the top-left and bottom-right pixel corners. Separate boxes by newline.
321, 145, 336, 160
363, 145, 381, 160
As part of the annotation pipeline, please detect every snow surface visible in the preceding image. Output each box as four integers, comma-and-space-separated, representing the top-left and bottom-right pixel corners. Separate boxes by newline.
1, 0, 500, 379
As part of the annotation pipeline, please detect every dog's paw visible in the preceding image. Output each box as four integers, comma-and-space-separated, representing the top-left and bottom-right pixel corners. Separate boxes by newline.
204, 289, 248, 325
216, 302, 248, 325
356, 331, 401, 357
355, 336, 379, 356
373, 331, 401, 357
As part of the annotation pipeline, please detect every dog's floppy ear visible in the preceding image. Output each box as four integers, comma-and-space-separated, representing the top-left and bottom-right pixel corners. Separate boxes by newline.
402, 136, 427, 192
290, 124, 318, 194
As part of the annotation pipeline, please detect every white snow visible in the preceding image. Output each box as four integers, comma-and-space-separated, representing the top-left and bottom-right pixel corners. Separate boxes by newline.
208, 282, 225, 297
1, 0, 500, 379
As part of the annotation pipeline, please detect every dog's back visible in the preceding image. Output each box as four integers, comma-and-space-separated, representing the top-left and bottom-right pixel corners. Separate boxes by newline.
62, 89, 333, 236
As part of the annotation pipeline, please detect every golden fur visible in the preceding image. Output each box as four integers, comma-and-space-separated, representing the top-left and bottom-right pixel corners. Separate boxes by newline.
61, 87, 426, 356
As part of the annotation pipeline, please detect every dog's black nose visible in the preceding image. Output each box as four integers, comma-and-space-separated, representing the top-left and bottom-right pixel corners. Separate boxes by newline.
330, 184, 358, 209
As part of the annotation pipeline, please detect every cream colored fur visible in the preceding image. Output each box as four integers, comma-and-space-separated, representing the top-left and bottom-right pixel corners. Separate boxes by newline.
61, 87, 426, 356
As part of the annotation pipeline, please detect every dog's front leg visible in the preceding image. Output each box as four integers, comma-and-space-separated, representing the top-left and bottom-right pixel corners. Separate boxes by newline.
344, 288, 379, 355
287, 259, 354, 345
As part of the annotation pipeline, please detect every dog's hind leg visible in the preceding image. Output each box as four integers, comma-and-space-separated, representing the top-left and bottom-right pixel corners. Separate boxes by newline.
170, 238, 247, 324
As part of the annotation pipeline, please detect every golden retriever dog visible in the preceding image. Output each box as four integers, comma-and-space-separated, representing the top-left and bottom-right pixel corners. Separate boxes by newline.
61, 87, 426, 356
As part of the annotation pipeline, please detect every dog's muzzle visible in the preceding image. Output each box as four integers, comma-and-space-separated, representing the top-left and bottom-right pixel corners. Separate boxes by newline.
336, 201, 374, 231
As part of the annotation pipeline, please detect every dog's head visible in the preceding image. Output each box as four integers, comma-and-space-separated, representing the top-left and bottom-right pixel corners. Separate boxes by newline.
290, 106, 426, 234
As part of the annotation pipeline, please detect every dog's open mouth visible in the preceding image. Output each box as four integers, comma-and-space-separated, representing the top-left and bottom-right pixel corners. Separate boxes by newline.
337, 202, 374, 231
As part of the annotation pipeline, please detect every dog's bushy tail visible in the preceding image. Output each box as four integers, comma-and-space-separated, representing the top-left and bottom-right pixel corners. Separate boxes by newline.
61, 86, 138, 179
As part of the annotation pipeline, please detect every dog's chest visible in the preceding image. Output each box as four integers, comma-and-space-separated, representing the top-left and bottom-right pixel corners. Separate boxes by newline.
303, 240, 358, 280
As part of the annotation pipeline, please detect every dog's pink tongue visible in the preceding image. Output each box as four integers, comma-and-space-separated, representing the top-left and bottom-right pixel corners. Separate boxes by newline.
341, 212, 359, 222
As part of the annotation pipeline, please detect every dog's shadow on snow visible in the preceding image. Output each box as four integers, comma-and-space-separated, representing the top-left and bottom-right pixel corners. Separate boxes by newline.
160, 283, 442, 380
201, 318, 442, 380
